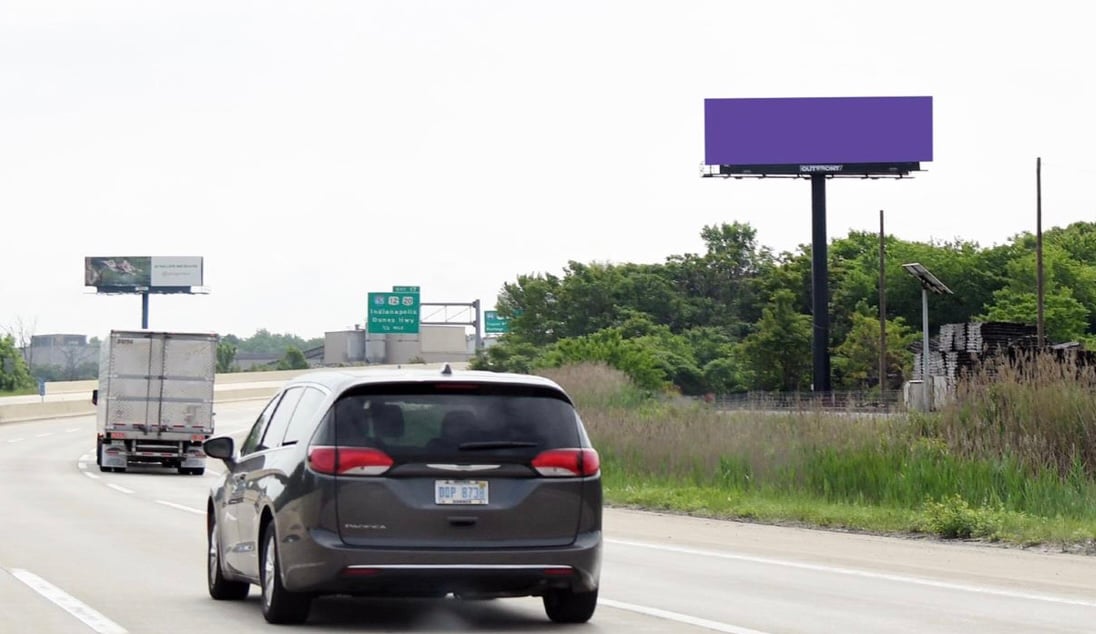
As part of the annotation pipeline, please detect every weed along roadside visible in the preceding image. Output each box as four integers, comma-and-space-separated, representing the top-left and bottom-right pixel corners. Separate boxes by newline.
540, 361, 1096, 554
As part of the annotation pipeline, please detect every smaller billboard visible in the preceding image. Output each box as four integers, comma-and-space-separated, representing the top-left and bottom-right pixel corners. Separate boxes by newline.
85, 256, 203, 290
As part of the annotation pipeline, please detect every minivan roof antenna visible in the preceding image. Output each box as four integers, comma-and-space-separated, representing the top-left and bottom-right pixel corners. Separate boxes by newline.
441, 363, 453, 376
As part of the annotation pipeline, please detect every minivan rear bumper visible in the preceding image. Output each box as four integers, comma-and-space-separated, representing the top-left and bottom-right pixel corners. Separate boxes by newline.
280, 528, 602, 597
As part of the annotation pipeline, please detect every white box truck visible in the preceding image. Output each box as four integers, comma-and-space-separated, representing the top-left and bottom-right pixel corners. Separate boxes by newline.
93, 330, 218, 475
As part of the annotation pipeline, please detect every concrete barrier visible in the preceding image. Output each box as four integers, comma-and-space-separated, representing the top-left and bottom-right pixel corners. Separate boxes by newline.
0, 399, 94, 423
0, 384, 282, 425
42, 370, 308, 395
3, 363, 467, 424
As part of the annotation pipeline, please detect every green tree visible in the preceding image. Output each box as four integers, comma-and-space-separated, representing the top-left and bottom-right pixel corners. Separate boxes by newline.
276, 346, 309, 370
540, 329, 667, 392
216, 342, 239, 373
979, 287, 1089, 343
832, 303, 917, 390
976, 241, 1095, 343
232, 329, 322, 356
469, 339, 542, 374
0, 335, 34, 391
738, 289, 812, 391
496, 273, 566, 346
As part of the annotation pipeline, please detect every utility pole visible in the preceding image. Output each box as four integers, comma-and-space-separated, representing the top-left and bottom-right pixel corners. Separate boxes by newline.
1036, 157, 1045, 348
878, 210, 887, 405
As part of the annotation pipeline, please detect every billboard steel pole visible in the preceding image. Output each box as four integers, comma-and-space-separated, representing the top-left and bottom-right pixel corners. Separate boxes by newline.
141, 292, 149, 329
810, 174, 831, 392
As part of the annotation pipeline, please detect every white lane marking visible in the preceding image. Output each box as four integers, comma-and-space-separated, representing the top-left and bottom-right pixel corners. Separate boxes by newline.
602, 599, 770, 634
156, 500, 204, 515
36, 433, 55, 438
84, 472, 100, 480
8, 438, 25, 443
10, 568, 128, 634
66, 428, 80, 433
106, 484, 134, 495
608, 539, 1096, 608
80, 454, 94, 462
78, 462, 88, 471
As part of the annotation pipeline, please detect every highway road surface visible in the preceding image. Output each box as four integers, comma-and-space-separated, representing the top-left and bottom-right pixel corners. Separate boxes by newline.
2, 401, 1095, 633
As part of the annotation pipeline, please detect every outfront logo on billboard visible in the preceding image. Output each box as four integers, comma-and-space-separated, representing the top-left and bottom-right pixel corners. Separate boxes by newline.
799, 164, 844, 173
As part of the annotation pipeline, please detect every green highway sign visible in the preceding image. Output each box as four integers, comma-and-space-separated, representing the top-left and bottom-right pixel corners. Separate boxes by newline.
368, 292, 421, 334
484, 310, 510, 334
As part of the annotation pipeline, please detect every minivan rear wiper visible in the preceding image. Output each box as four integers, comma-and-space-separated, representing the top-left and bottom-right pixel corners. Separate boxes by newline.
457, 440, 539, 451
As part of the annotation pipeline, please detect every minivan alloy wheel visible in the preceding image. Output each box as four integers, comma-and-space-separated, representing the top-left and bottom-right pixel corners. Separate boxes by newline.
259, 524, 311, 624
207, 514, 248, 600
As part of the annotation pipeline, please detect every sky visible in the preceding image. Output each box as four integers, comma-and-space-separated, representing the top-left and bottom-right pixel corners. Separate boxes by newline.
3, 1, 1094, 341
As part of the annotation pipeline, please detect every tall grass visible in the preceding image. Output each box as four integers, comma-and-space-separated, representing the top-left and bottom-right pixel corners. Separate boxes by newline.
539, 360, 1096, 542
938, 352, 1096, 478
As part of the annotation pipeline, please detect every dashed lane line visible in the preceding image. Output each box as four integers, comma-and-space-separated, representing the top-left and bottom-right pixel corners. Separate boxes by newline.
9, 568, 128, 634
156, 501, 204, 515
106, 484, 134, 495
601, 599, 770, 634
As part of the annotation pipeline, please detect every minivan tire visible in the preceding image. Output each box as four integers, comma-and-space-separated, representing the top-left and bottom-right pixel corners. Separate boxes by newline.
260, 523, 311, 624
208, 514, 249, 600
543, 587, 598, 623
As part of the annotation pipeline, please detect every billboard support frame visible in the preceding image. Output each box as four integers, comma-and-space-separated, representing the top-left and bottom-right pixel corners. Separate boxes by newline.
702, 96, 932, 393
84, 256, 207, 330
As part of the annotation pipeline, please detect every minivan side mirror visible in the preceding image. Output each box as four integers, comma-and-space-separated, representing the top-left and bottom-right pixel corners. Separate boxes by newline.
203, 436, 236, 463
91, 389, 98, 406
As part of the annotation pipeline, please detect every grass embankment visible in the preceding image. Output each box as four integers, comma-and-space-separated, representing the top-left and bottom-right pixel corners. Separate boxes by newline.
541, 359, 1096, 553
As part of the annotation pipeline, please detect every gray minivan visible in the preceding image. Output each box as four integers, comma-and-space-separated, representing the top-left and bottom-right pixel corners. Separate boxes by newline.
204, 365, 602, 624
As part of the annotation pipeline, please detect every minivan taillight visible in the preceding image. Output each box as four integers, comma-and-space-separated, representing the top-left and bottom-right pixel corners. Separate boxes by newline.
307, 446, 393, 476
531, 448, 600, 477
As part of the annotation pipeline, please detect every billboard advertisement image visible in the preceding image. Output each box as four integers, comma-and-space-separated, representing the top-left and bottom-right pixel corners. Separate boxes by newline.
704, 96, 933, 170
85, 256, 203, 290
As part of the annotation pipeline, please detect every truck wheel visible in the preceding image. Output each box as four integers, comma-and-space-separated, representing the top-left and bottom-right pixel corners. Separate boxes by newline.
95, 439, 102, 466
179, 467, 205, 476
260, 523, 311, 624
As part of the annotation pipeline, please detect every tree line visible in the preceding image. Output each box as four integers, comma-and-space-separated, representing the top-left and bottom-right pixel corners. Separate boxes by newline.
471, 220, 1096, 394
0, 328, 323, 389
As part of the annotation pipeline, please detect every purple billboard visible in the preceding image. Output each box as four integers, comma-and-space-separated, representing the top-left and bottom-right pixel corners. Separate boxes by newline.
704, 96, 932, 170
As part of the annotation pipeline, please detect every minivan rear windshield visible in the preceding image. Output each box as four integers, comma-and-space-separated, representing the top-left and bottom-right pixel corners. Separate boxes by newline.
312, 382, 583, 459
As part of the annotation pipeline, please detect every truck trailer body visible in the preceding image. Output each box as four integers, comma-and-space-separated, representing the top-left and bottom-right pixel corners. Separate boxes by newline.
95, 330, 218, 475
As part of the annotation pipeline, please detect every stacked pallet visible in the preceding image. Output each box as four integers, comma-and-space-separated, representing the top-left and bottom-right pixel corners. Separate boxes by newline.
912, 321, 1037, 382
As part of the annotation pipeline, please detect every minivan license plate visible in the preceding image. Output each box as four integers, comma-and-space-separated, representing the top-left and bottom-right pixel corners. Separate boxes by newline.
435, 480, 488, 505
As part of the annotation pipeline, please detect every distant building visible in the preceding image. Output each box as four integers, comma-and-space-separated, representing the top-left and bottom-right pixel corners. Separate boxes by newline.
27, 334, 99, 369
324, 325, 475, 366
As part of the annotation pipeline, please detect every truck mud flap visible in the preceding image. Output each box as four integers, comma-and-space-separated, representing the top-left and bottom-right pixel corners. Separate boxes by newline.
99, 441, 128, 472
